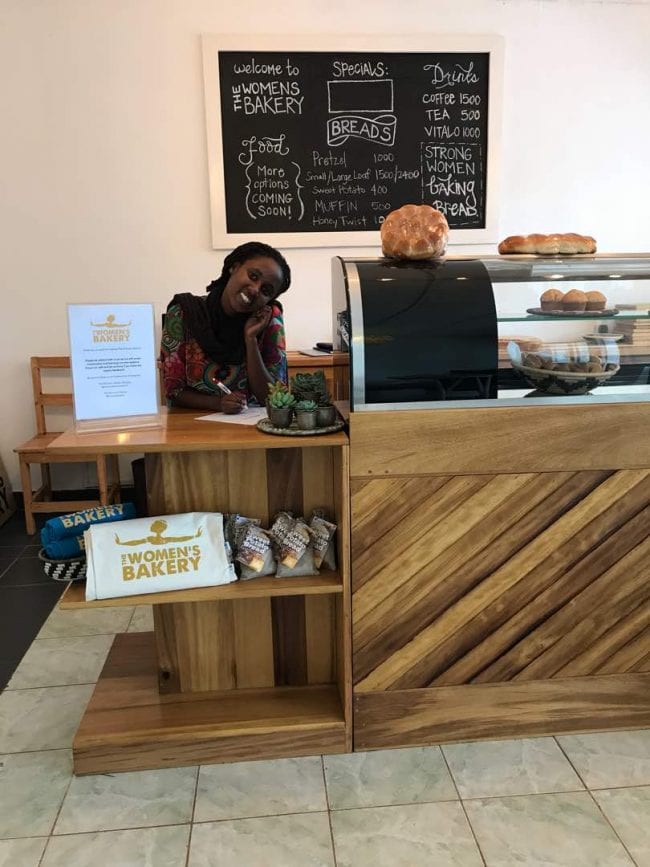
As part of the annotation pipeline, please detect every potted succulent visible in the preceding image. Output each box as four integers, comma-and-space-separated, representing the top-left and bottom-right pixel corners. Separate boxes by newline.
267, 384, 296, 428
267, 379, 289, 406
290, 371, 327, 405
294, 399, 318, 430
316, 391, 337, 427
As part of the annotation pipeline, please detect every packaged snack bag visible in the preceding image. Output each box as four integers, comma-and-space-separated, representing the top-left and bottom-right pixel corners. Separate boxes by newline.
237, 524, 275, 580
309, 513, 337, 570
275, 518, 318, 577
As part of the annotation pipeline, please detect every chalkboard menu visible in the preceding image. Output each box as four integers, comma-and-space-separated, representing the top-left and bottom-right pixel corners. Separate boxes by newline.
202, 37, 503, 246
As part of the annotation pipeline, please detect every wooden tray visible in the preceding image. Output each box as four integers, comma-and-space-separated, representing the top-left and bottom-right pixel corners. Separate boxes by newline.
257, 418, 344, 437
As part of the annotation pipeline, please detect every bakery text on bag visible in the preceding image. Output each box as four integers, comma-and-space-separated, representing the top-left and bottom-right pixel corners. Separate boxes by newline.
115, 519, 203, 581
60, 504, 129, 528
84, 512, 236, 601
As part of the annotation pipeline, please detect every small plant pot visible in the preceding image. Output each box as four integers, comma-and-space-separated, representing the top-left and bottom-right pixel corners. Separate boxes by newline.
268, 406, 293, 428
317, 405, 337, 427
295, 409, 318, 431
295, 390, 320, 404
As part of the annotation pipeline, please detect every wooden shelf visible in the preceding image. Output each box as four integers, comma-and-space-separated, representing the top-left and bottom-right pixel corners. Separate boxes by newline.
60, 570, 343, 609
73, 632, 347, 774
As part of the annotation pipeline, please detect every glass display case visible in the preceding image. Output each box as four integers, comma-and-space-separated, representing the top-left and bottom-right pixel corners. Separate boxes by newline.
332, 254, 650, 409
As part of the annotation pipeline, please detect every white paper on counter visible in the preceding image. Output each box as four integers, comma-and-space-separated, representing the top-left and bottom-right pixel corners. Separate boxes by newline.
197, 407, 268, 425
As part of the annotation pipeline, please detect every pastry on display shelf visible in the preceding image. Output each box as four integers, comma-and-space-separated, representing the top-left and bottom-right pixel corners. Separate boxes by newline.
498, 233, 597, 255
562, 289, 587, 311
531, 287, 611, 316
380, 204, 449, 260
511, 343, 620, 395
585, 290, 607, 311
540, 288, 564, 311
521, 351, 617, 374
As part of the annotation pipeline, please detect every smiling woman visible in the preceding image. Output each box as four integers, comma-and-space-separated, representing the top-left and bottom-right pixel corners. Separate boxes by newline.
160, 242, 291, 413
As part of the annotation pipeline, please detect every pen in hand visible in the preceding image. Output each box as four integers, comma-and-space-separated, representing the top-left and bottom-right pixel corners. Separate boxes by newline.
215, 378, 246, 414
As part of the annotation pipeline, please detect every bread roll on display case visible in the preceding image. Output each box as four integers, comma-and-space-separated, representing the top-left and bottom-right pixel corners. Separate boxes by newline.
380, 204, 449, 260
498, 233, 597, 255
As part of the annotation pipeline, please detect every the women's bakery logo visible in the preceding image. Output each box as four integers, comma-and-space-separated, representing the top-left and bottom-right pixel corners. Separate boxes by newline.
90, 314, 132, 343
115, 519, 203, 581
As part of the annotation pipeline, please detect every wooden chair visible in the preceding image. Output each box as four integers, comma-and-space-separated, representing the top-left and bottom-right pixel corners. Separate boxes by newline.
15, 356, 120, 535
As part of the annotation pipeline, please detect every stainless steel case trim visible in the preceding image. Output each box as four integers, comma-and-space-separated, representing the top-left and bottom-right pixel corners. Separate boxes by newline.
353, 387, 650, 411
346, 261, 366, 408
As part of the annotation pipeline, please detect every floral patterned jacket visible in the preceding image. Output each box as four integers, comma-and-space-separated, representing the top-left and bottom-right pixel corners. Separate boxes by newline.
160, 302, 287, 402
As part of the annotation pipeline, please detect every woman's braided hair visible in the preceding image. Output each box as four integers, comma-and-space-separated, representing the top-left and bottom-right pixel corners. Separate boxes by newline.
207, 242, 291, 297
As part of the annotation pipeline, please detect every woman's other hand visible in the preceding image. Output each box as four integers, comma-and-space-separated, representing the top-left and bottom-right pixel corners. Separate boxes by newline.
221, 391, 247, 414
244, 305, 272, 342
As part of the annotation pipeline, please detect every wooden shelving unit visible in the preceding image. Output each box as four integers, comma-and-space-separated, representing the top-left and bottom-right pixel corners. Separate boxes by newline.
48, 410, 352, 775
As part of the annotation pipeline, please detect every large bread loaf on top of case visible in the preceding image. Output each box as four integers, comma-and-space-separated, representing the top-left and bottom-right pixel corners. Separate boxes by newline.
381, 204, 449, 260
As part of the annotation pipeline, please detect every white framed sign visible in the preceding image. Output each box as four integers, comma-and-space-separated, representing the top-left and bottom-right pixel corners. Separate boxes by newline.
67, 303, 161, 432
202, 33, 504, 248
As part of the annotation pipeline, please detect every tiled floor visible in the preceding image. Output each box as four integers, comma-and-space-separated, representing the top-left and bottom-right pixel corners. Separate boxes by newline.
0, 513, 66, 692
1, 512, 649, 865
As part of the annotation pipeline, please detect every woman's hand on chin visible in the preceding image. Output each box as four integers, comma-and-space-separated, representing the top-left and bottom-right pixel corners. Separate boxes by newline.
244, 305, 272, 341
221, 391, 247, 414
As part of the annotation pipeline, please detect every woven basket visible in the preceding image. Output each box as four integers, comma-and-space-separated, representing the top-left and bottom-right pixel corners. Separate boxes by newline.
38, 549, 87, 582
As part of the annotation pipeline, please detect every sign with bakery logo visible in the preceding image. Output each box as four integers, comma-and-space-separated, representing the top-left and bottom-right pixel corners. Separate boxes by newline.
84, 512, 236, 601
67, 303, 159, 424
204, 35, 502, 246
91, 313, 132, 343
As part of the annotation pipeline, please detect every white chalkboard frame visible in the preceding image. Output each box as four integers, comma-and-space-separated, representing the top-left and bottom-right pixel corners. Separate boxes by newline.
202, 34, 504, 249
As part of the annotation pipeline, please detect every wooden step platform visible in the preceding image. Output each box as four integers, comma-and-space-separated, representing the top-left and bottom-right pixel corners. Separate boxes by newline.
73, 632, 347, 775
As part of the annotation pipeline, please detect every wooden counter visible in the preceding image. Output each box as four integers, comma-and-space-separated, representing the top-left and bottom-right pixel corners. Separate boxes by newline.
48, 400, 649, 770
50, 409, 351, 774
349, 402, 650, 749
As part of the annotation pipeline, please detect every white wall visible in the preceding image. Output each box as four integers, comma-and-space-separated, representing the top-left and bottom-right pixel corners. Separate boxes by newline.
2, 0, 650, 490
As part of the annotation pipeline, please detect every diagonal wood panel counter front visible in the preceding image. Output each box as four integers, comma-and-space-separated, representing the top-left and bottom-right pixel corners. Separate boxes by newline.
49, 409, 351, 774
349, 402, 650, 750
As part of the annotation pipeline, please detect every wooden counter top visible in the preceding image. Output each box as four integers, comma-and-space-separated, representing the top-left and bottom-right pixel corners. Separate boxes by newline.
49, 408, 348, 456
